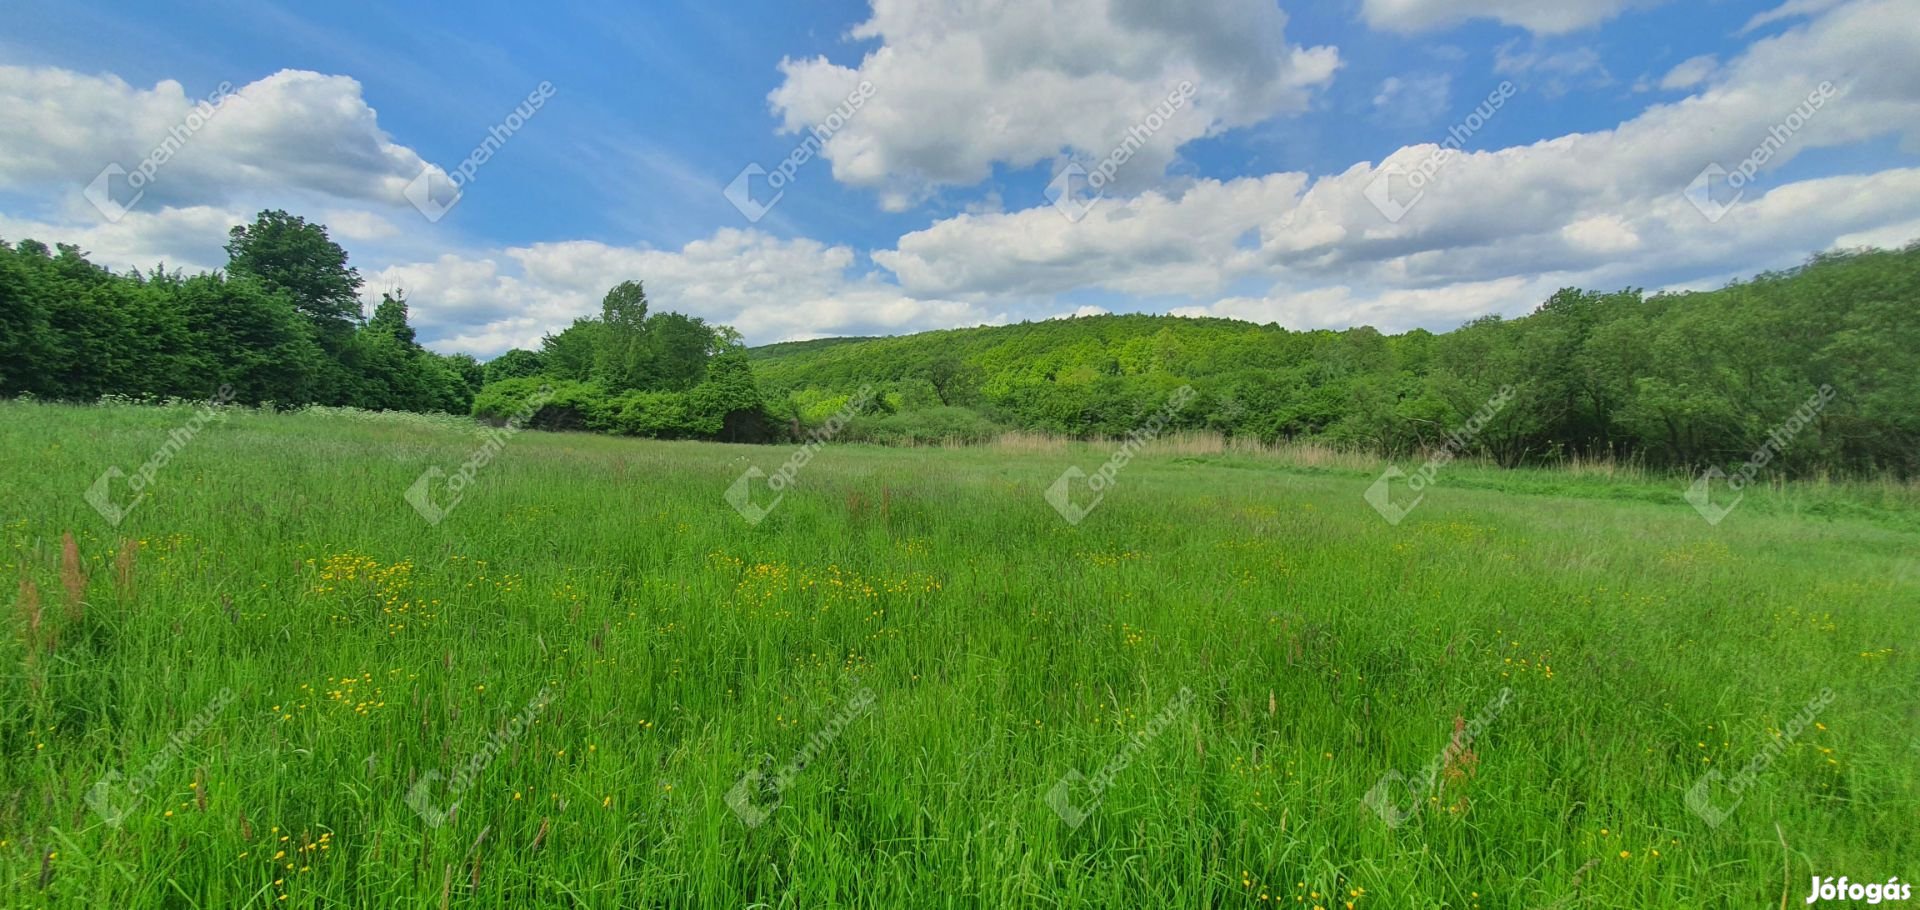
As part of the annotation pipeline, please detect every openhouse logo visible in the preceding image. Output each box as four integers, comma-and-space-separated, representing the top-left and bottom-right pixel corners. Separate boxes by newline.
405, 385, 552, 525
404, 81, 557, 223
1045, 385, 1195, 525
1364, 81, 1516, 223
1684, 384, 1836, 525
405, 686, 554, 827
1046, 80, 1197, 223
1364, 386, 1515, 525
725, 385, 873, 525
1685, 82, 1838, 223
85, 386, 236, 527
84, 81, 236, 223
725, 80, 877, 223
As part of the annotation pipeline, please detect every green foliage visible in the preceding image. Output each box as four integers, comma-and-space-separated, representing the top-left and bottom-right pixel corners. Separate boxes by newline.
224, 209, 363, 350
841, 405, 1008, 445
538, 318, 605, 382
749, 244, 1920, 476
483, 348, 546, 384
367, 291, 418, 348
474, 351, 770, 442
494, 288, 759, 439
5, 211, 1916, 469
473, 376, 609, 432
1, 220, 482, 416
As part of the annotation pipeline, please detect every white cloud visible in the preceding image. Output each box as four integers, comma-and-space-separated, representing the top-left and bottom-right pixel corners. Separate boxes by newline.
765, 0, 1339, 209
2, 1, 1917, 360
0, 205, 246, 273
1657, 54, 1718, 91
0, 66, 430, 220
1739, 0, 1848, 35
322, 209, 402, 242
1049, 305, 1111, 320
365, 229, 1001, 356
878, 172, 1304, 299
1359, 0, 1648, 36
875, 0, 1920, 332
1173, 275, 1549, 332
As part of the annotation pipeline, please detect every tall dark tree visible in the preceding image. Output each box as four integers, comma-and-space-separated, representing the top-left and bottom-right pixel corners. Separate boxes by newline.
367, 290, 418, 348
595, 279, 652, 392
225, 210, 363, 350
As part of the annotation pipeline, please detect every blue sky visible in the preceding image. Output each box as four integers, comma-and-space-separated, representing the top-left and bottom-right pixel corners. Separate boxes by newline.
1, 0, 1915, 355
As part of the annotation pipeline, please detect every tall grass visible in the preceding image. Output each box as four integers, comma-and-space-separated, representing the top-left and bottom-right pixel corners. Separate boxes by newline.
0, 399, 1914, 908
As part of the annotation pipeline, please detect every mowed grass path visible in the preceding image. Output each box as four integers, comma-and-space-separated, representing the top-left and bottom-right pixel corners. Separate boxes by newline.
0, 401, 1914, 908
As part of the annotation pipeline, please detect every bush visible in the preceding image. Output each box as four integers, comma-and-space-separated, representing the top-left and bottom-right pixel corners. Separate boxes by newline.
841, 406, 1007, 445
472, 377, 612, 432
607, 390, 695, 437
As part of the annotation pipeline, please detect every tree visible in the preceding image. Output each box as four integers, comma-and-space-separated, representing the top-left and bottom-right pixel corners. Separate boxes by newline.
484, 348, 546, 383
644, 311, 719, 391
367, 291, 418, 348
595, 280, 652, 392
225, 210, 363, 350
541, 318, 604, 381
689, 351, 770, 440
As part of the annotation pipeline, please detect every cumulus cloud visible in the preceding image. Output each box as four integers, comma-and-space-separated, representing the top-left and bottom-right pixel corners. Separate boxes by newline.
0, 205, 247, 273
765, 0, 1339, 209
363, 229, 1001, 356
878, 172, 1304, 299
1173, 275, 1551, 332
2, 1, 1916, 357
876, 0, 1920, 330
0, 66, 430, 220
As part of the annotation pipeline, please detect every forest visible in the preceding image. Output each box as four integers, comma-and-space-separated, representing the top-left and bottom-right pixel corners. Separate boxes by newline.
4, 211, 1915, 477
739, 244, 1919, 476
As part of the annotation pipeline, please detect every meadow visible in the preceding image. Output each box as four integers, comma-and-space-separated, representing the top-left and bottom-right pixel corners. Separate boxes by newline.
0, 399, 1915, 908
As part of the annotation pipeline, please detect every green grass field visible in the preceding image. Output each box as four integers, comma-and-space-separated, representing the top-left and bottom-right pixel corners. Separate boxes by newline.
1, 400, 1915, 908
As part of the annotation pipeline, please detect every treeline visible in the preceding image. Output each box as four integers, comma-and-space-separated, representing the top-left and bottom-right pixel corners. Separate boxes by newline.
468, 280, 768, 440
1, 211, 479, 412
7, 208, 1915, 476
0, 210, 770, 441
742, 243, 1920, 476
